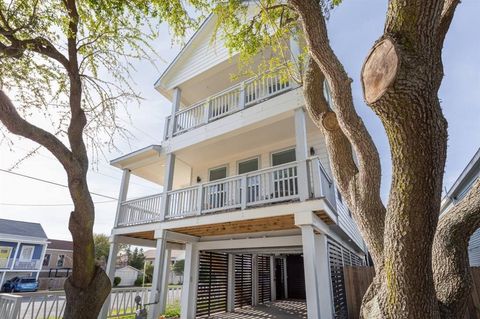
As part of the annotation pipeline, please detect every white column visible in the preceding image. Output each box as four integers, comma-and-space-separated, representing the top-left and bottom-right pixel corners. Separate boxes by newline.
227, 254, 235, 312
181, 242, 199, 319
270, 256, 276, 301
10, 241, 20, 270
160, 153, 176, 221
148, 233, 167, 319
168, 87, 182, 138
251, 254, 258, 306
98, 236, 121, 319
301, 225, 334, 319
283, 257, 288, 299
158, 248, 172, 315
114, 169, 130, 227
290, 35, 302, 75
0, 272, 6, 287
295, 107, 310, 201
314, 233, 335, 319
36, 243, 48, 280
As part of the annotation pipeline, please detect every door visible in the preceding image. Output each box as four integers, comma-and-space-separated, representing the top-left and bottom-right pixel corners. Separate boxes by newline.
287, 255, 306, 299
275, 258, 286, 300
207, 166, 227, 210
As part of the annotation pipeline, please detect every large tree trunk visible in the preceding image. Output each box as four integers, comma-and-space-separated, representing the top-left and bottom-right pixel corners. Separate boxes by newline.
287, 0, 477, 318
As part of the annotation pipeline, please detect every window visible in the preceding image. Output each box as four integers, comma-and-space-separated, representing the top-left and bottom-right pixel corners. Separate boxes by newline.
238, 157, 259, 174
0, 246, 12, 268
209, 166, 227, 181
271, 148, 296, 166
57, 254, 65, 268
337, 190, 343, 203
43, 254, 51, 267
19, 245, 34, 261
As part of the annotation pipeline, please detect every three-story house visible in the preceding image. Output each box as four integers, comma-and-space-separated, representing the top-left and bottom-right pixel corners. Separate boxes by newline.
101, 12, 367, 319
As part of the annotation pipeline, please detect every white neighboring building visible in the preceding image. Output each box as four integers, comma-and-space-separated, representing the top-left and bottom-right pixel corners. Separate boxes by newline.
100, 10, 368, 319
441, 147, 480, 266
114, 265, 142, 287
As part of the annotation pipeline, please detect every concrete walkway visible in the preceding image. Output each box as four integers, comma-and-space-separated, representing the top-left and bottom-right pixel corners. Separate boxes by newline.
209, 300, 307, 319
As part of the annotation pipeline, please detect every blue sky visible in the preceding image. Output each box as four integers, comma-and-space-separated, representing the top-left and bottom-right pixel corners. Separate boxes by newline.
0, 1, 478, 240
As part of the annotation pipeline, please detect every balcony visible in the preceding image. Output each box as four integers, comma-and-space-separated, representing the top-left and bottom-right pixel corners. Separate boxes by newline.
164, 71, 295, 139
116, 157, 336, 227
13, 259, 42, 270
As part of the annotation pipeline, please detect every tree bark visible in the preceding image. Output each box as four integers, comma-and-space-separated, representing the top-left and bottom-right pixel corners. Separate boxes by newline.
287, 0, 480, 318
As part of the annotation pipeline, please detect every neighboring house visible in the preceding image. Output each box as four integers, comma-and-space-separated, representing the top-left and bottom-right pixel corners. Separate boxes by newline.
441, 147, 480, 266
114, 265, 142, 287
40, 239, 73, 278
0, 219, 49, 287
145, 249, 185, 284
102, 10, 367, 319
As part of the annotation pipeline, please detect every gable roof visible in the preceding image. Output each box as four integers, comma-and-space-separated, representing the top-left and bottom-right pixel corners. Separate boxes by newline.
47, 239, 73, 251
0, 218, 47, 239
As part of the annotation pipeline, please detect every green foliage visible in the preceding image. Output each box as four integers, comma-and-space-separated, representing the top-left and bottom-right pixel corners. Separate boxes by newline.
134, 276, 143, 287
172, 259, 185, 276
0, 0, 201, 158
113, 276, 121, 287
93, 233, 110, 261
128, 247, 145, 270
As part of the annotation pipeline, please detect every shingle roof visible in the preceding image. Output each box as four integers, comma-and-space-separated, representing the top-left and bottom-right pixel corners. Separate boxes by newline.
47, 239, 73, 251
0, 218, 47, 239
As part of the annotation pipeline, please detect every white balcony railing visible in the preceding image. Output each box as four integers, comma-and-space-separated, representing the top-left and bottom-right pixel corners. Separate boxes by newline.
0, 259, 13, 269
14, 259, 42, 270
0, 287, 182, 319
117, 193, 163, 227
116, 158, 335, 227
166, 71, 293, 138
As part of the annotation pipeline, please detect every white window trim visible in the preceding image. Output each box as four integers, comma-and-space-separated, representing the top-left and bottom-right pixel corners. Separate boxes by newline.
236, 156, 261, 175
19, 245, 35, 261
270, 146, 296, 166
208, 164, 229, 182
43, 253, 51, 267
57, 254, 65, 267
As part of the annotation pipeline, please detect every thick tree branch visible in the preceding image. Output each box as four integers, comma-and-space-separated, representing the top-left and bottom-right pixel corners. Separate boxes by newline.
433, 178, 480, 318
289, 0, 385, 266
437, 0, 461, 45
0, 90, 74, 170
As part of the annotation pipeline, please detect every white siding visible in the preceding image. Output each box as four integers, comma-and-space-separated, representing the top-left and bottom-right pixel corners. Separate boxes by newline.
115, 267, 140, 287
161, 16, 232, 90
469, 229, 480, 266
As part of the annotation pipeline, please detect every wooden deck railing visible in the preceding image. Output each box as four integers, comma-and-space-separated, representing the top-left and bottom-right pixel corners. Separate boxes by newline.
116, 158, 336, 227
165, 71, 293, 138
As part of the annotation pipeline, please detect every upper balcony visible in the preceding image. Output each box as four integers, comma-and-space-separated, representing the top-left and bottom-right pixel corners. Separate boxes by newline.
115, 157, 336, 228
163, 71, 297, 141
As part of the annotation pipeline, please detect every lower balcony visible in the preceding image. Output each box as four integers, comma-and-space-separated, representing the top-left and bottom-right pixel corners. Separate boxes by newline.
13, 259, 42, 270
116, 157, 336, 227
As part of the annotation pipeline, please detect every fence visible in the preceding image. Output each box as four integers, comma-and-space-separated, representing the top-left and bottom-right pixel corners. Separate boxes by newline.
0, 286, 182, 319
343, 266, 480, 319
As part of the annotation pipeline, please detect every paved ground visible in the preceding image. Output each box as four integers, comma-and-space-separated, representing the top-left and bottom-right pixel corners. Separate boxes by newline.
209, 300, 307, 319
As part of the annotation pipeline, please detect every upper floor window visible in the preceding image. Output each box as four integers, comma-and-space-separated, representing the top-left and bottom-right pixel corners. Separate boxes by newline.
209, 166, 227, 181
57, 254, 65, 268
238, 157, 259, 174
19, 245, 34, 261
43, 254, 51, 267
271, 148, 296, 166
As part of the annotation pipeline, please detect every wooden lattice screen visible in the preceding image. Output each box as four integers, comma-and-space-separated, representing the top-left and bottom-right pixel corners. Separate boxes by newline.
328, 240, 366, 319
234, 254, 253, 308
257, 255, 272, 304
196, 251, 229, 317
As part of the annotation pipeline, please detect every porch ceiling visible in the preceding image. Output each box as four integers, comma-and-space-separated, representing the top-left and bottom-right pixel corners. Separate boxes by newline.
169, 211, 333, 237
174, 113, 320, 168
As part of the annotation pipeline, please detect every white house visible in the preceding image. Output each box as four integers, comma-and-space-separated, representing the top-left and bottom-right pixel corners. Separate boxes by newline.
100, 10, 367, 319
441, 147, 480, 266
114, 265, 142, 287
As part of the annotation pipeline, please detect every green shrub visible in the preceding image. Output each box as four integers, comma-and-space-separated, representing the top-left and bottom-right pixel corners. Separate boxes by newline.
134, 277, 143, 286
113, 277, 121, 287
